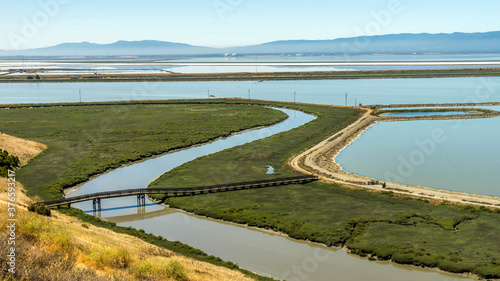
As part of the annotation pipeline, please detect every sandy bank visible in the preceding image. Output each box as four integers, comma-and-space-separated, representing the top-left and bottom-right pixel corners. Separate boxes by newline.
289, 108, 500, 209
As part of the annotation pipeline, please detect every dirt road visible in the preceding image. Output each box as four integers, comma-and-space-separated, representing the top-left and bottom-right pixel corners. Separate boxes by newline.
289, 108, 500, 208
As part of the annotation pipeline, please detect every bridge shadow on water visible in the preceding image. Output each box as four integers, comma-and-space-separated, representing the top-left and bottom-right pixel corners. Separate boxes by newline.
84, 203, 180, 223
82, 203, 158, 214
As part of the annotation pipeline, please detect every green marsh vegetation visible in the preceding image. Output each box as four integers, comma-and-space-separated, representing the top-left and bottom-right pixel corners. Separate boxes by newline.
148, 102, 500, 279
0, 101, 287, 200
0, 149, 20, 177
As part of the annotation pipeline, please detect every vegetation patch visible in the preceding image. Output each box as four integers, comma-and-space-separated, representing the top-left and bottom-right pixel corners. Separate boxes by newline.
0, 101, 287, 200
27, 203, 52, 216
0, 149, 20, 177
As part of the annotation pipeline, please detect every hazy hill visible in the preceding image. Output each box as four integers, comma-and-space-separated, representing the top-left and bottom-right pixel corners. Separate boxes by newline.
1, 31, 499, 57
229, 31, 500, 55
0, 40, 217, 56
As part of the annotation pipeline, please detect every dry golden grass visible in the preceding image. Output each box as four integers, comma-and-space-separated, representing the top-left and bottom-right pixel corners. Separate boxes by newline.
0, 133, 47, 166
0, 134, 254, 281
0, 180, 255, 281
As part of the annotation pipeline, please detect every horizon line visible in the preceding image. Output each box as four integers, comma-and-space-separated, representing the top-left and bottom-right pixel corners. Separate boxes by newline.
2, 30, 499, 52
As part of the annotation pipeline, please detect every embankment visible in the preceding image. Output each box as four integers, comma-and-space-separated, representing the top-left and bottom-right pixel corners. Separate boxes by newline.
289, 105, 500, 208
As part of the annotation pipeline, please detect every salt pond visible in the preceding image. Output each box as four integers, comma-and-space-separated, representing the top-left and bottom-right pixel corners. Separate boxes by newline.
336, 117, 500, 197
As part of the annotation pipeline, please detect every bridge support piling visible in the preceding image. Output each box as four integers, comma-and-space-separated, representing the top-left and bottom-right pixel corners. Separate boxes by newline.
92, 198, 101, 212
137, 194, 146, 208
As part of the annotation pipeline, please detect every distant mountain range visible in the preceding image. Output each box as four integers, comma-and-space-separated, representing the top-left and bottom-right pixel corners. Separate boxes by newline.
2, 31, 500, 57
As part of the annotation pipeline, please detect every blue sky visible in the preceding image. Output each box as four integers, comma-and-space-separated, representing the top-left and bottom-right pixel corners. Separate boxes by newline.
1, 0, 499, 50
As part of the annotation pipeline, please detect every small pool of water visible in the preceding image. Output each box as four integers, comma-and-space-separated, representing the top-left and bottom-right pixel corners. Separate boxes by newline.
379, 105, 500, 112
266, 165, 275, 174
381, 111, 476, 117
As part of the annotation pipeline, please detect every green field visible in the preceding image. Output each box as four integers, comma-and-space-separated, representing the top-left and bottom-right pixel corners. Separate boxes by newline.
147, 102, 500, 279
0, 101, 286, 200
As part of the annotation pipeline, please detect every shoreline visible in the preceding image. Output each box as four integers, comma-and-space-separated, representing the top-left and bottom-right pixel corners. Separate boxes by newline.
148, 203, 477, 281
2, 61, 500, 67
289, 107, 500, 209
2, 68, 500, 83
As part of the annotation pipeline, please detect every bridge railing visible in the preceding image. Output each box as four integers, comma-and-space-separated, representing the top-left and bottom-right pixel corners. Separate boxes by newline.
41, 175, 319, 207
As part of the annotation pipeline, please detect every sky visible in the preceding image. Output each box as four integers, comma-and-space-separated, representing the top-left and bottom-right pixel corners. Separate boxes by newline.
1, 0, 499, 50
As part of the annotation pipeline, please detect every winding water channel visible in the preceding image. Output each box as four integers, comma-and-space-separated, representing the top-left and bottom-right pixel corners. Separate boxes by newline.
65, 108, 471, 281
2, 79, 493, 279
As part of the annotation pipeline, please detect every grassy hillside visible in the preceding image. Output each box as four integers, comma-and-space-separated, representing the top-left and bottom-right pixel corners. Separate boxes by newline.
0, 179, 259, 281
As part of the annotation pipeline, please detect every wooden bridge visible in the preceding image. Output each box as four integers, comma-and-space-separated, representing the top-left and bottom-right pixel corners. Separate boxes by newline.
40, 175, 319, 211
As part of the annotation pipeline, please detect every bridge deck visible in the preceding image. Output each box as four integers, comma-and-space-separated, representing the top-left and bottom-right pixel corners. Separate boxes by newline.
41, 175, 319, 207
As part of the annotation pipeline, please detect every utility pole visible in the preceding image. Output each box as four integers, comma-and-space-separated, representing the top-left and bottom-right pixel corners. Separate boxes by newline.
79, 90, 82, 103
248, 89, 251, 99
355, 98, 357, 107
207, 88, 210, 99
294, 91, 296, 103
345, 93, 348, 106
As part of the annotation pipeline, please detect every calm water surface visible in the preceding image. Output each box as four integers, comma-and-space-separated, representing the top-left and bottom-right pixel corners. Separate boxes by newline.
168, 54, 500, 63
336, 118, 500, 197
381, 111, 475, 117
1, 77, 500, 105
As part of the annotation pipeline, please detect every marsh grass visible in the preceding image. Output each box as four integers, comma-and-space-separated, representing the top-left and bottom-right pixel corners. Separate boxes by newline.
0, 101, 287, 200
